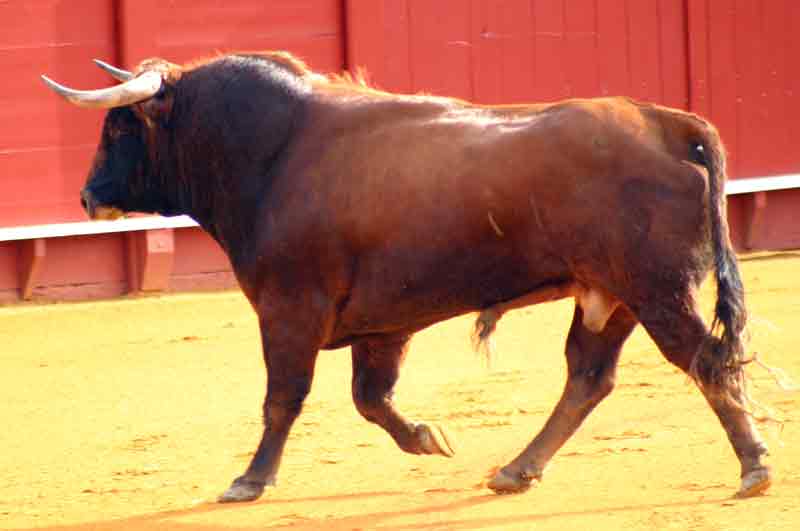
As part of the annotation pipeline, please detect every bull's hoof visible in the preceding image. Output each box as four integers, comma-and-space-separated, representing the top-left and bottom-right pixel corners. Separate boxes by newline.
218, 477, 267, 503
736, 467, 772, 498
416, 423, 455, 457
487, 468, 539, 495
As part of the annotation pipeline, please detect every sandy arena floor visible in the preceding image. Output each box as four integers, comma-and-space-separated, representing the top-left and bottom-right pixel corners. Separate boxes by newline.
1, 252, 799, 530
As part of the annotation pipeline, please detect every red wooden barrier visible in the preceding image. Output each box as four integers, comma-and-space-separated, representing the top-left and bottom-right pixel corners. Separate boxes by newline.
0, 0, 344, 231
0, 0, 345, 301
1, 1, 797, 301
688, 0, 800, 249
0, 0, 116, 228
346, 0, 689, 108
117, 0, 344, 71
347, 0, 799, 251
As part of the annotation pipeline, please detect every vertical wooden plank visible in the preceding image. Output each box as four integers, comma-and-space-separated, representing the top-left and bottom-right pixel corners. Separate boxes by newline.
734, 0, 763, 179
658, 0, 689, 109
743, 192, 768, 250
502, 0, 536, 103
0, 243, 18, 293
687, 0, 711, 116
472, 0, 535, 103
626, 0, 663, 102
117, 0, 160, 68
172, 227, 231, 276
126, 229, 175, 293
596, 0, 631, 97
707, 0, 738, 177
471, 0, 494, 102
791, 1, 800, 173
533, 0, 569, 100
344, 0, 387, 81
564, 0, 600, 98
380, 0, 413, 93
407, 0, 473, 99
761, 0, 790, 176
18, 239, 47, 300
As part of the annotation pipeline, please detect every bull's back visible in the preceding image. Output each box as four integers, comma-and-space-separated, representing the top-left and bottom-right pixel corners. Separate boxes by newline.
311, 98, 623, 244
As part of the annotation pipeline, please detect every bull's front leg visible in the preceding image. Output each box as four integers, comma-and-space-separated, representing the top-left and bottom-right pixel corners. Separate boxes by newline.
218, 315, 321, 503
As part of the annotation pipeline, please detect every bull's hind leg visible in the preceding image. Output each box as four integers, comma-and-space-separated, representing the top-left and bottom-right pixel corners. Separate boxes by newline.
637, 297, 771, 498
351, 333, 454, 457
488, 304, 637, 493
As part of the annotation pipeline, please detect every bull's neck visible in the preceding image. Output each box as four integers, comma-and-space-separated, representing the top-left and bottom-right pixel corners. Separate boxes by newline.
168, 88, 309, 267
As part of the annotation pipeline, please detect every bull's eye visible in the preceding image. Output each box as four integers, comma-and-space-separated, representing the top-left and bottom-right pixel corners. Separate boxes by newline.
691, 143, 707, 166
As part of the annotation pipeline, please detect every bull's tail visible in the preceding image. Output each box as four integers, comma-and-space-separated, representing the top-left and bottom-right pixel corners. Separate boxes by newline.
686, 120, 749, 394
472, 308, 499, 362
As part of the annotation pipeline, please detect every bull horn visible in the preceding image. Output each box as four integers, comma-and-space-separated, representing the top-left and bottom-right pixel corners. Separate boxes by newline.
40, 70, 163, 109
93, 59, 134, 81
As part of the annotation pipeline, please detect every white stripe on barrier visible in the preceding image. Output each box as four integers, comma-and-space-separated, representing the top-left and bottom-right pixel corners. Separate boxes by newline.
0, 215, 198, 242
725, 173, 800, 195
1, 173, 798, 243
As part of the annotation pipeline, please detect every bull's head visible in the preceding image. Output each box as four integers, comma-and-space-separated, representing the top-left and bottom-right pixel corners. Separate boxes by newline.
42, 60, 181, 219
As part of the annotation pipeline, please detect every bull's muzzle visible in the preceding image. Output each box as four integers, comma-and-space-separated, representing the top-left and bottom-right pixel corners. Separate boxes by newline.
81, 189, 124, 221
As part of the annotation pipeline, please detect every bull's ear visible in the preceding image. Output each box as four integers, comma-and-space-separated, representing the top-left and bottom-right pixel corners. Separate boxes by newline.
134, 82, 175, 128
131, 60, 181, 128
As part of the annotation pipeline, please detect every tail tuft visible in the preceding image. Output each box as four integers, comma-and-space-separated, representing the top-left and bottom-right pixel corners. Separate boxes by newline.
472, 309, 499, 362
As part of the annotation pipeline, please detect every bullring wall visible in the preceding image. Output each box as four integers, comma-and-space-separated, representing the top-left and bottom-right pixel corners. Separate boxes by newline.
0, 0, 797, 301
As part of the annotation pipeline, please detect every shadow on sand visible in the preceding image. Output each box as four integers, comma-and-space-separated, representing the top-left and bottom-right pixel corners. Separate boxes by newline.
28, 487, 747, 531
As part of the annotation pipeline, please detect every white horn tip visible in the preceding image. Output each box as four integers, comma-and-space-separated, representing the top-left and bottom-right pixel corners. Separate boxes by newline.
93, 59, 135, 82
40, 74, 61, 89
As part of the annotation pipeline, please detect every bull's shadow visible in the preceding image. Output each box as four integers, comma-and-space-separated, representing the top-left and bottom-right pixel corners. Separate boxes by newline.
33, 487, 752, 531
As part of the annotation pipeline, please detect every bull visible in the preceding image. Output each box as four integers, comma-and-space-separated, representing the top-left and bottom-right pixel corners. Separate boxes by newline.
42, 51, 771, 502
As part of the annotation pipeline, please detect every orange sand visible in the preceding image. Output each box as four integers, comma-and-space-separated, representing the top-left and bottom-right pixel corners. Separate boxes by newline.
2, 252, 799, 530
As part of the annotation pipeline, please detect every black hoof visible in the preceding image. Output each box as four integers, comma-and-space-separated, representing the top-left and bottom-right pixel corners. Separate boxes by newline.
415, 424, 455, 457
487, 467, 539, 495
736, 467, 772, 498
218, 477, 267, 503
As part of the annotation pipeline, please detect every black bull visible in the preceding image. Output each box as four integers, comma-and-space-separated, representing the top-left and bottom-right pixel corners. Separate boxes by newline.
42, 52, 771, 502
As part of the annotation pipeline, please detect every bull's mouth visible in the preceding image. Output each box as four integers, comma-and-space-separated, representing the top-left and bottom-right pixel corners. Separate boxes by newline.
91, 205, 126, 221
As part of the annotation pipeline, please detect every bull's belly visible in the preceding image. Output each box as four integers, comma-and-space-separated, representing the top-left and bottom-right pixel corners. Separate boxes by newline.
325, 252, 570, 348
